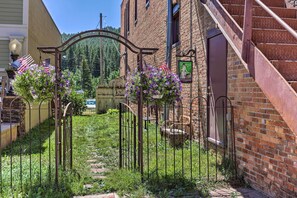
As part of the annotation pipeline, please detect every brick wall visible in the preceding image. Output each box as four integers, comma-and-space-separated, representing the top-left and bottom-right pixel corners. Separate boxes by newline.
120, 0, 297, 197
228, 45, 297, 197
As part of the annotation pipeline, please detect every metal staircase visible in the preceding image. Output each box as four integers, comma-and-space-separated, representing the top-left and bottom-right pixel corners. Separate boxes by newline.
201, 0, 297, 134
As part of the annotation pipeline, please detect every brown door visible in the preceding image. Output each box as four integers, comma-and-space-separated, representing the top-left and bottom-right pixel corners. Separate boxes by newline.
207, 29, 227, 145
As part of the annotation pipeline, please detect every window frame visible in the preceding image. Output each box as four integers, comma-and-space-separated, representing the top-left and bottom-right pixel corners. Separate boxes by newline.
127, 0, 130, 33
172, 3, 180, 46
135, 0, 138, 24
146, 0, 150, 9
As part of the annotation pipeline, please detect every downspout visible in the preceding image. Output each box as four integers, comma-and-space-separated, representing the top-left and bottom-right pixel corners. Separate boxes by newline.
166, 0, 173, 68
165, 0, 173, 120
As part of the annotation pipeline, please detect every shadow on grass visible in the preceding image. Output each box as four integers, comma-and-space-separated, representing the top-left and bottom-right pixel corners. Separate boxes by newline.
145, 174, 208, 197
2, 118, 55, 156
104, 169, 210, 197
2, 169, 82, 198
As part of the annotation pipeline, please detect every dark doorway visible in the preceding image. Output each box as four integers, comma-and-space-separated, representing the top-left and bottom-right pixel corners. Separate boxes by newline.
207, 28, 227, 145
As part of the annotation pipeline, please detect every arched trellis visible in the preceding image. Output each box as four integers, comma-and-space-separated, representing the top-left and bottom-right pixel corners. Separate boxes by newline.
37, 29, 158, 184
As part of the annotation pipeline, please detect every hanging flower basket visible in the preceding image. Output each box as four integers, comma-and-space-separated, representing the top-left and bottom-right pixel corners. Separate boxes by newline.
125, 65, 182, 104
12, 64, 70, 103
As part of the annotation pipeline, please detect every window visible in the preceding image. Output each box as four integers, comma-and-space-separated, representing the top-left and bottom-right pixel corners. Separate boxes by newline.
135, 0, 138, 22
124, 7, 127, 37
146, 0, 150, 8
172, 3, 180, 45
127, 0, 130, 33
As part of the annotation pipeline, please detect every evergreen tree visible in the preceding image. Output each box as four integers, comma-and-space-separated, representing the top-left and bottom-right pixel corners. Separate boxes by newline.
81, 58, 92, 97
85, 45, 90, 65
61, 27, 121, 86
68, 47, 76, 72
76, 46, 83, 71
93, 54, 100, 77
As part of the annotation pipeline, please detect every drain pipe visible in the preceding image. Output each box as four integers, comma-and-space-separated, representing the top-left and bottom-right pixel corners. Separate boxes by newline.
166, 0, 173, 68
164, 0, 173, 121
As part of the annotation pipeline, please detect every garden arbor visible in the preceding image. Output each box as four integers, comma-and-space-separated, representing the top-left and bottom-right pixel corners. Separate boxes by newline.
38, 29, 158, 183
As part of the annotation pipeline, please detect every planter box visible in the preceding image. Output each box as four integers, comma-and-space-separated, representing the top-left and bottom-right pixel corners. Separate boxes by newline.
160, 127, 188, 147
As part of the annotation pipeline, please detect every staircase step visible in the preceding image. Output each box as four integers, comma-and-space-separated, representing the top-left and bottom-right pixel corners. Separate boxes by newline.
222, 4, 297, 18
257, 43, 297, 60
220, 0, 286, 7
233, 16, 297, 30
289, 81, 297, 92
253, 29, 297, 44
271, 60, 297, 81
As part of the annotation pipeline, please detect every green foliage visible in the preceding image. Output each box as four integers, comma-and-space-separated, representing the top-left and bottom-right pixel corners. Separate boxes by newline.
13, 64, 69, 102
106, 109, 119, 114
107, 70, 120, 83
1, 112, 241, 197
91, 77, 100, 98
61, 27, 121, 85
103, 170, 142, 195
81, 58, 93, 98
92, 54, 100, 77
62, 91, 86, 115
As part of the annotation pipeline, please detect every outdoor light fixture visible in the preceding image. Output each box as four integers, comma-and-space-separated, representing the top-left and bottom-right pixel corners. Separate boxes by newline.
9, 39, 22, 61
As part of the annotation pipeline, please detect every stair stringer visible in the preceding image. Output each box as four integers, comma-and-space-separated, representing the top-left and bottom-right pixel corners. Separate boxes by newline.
202, 0, 297, 135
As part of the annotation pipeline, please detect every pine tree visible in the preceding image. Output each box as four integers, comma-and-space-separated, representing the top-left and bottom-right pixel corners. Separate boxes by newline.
68, 47, 76, 72
81, 58, 92, 97
93, 54, 100, 77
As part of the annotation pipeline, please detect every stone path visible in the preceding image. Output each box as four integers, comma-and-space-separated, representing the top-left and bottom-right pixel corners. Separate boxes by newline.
74, 193, 119, 198
75, 157, 267, 198
208, 187, 268, 198
74, 157, 116, 198
81, 158, 110, 191
75, 187, 267, 198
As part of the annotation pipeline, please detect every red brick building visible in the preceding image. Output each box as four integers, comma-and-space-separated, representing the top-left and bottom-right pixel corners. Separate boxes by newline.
120, 0, 297, 197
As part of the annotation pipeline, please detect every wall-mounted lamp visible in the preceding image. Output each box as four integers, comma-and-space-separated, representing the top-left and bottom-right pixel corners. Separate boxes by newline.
9, 39, 22, 62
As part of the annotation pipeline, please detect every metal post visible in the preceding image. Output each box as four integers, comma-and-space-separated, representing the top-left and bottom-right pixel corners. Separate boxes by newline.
70, 104, 73, 170
58, 53, 62, 165
138, 50, 144, 180
63, 115, 66, 170
119, 103, 123, 168
99, 13, 105, 84
133, 115, 137, 170
54, 49, 59, 185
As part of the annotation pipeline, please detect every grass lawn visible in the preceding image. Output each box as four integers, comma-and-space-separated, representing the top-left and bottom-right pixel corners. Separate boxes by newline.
0, 111, 240, 197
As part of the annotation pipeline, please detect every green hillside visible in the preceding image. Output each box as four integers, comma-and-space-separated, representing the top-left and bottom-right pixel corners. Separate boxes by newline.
61, 27, 121, 97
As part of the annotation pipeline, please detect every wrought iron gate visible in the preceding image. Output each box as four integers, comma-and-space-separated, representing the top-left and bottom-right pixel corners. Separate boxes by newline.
119, 96, 237, 182
0, 97, 73, 195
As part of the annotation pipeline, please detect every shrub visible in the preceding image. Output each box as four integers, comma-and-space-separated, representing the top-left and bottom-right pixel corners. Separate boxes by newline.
107, 109, 119, 114
62, 91, 86, 115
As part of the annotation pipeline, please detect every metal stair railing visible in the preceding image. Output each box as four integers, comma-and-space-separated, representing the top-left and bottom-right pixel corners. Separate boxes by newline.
242, 0, 297, 62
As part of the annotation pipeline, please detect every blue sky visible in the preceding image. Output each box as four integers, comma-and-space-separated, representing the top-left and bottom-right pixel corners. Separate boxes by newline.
43, 0, 122, 33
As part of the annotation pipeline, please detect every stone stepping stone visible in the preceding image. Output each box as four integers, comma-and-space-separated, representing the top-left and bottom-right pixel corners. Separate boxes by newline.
92, 175, 107, 180
90, 163, 104, 168
87, 160, 97, 163
91, 168, 109, 174
83, 184, 93, 189
209, 187, 267, 198
74, 193, 119, 198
